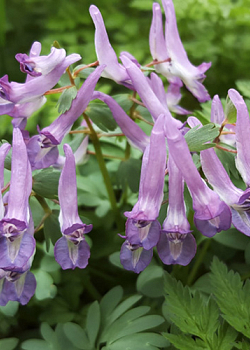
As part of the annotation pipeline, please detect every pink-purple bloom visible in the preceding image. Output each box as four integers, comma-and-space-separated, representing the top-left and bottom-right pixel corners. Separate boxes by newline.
26, 65, 105, 170
54, 144, 92, 270
120, 114, 166, 273
164, 114, 232, 237
157, 155, 196, 265
149, 0, 211, 102
0, 128, 35, 271
89, 5, 132, 88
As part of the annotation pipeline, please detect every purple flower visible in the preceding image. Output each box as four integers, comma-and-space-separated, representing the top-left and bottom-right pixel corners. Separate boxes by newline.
149, 73, 190, 115
120, 55, 182, 128
54, 144, 92, 270
120, 114, 167, 273
228, 89, 250, 186
201, 146, 250, 236
164, 115, 232, 237
0, 269, 36, 306
89, 5, 132, 88
92, 91, 149, 152
0, 128, 35, 271
0, 42, 81, 119
149, 1, 211, 102
26, 65, 105, 170
157, 155, 196, 265
120, 242, 153, 274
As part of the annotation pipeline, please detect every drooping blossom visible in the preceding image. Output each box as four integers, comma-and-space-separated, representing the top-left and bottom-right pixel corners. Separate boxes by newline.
0, 41, 81, 121
26, 65, 105, 170
149, 1, 211, 102
149, 72, 190, 115
120, 114, 166, 273
54, 144, 92, 270
157, 155, 196, 265
0, 217, 36, 306
164, 114, 232, 237
89, 5, 132, 88
0, 128, 35, 271
120, 54, 182, 127
228, 89, 250, 186
92, 91, 149, 152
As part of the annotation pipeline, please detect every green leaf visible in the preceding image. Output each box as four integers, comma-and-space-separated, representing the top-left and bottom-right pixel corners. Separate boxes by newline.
109, 251, 124, 269
63, 322, 91, 350
0, 301, 19, 317
209, 322, 237, 350
234, 340, 250, 350
86, 103, 118, 132
86, 301, 101, 346
43, 210, 62, 252
163, 333, 206, 350
100, 286, 123, 326
106, 314, 165, 344
55, 324, 80, 350
33, 168, 60, 199
136, 265, 164, 298
212, 228, 250, 251
164, 272, 219, 339
57, 86, 78, 113
210, 257, 250, 338
106, 333, 169, 350
236, 80, 250, 99
33, 270, 57, 300
40, 323, 60, 350
0, 338, 18, 350
117, 158, 141, 193
112, 94, 133, 112
21, 339, 51, 350
225, 94, 237, 123
185, 123, 219, 152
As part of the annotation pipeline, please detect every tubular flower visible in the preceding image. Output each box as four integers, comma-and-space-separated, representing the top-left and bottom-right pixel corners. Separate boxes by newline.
120, 114, 167, 273
149, 73, 190, 115
228, 89, 250, 186
157, 155, 196, 265
149, 1, 211, 102
164, 115, 232, 237
0, 128, 35, 271
120, 54, 182, 127
89, 5, 132, 88
26, 65, 105, 170
201, 145, 250, 236
92, 91, 150, 152
54, 144, 92, 270
0, 42, 81, 120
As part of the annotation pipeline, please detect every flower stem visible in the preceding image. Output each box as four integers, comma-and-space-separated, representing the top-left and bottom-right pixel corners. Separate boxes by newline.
83, 113, 123, 231
186, 239, 211, 286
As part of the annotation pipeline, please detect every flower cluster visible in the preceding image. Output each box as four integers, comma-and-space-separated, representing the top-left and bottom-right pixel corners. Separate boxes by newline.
0, 0, 248, 304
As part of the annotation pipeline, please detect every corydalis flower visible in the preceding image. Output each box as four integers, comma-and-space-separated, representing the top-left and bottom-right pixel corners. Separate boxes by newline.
0, 128, 35, 271
164, 114, 231, 237
89, 5, 132, 88
201, 145, 250, 236
54, 144, 92, 270
120, 114, 166, 273
26, 65, 105, 170
157, 155, 196, 265
149, 1, 211, 102
0, 42, 81, 121
92, 91, 149, 152
228, 89, 250, 186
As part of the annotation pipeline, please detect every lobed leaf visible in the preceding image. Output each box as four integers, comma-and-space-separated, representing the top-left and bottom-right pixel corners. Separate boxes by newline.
185, 123, 219, 152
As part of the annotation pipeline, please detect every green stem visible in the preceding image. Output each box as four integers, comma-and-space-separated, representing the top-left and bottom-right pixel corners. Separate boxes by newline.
34, 194, 52, 214
186, 239, 211, 286
83, 113, 123, 231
